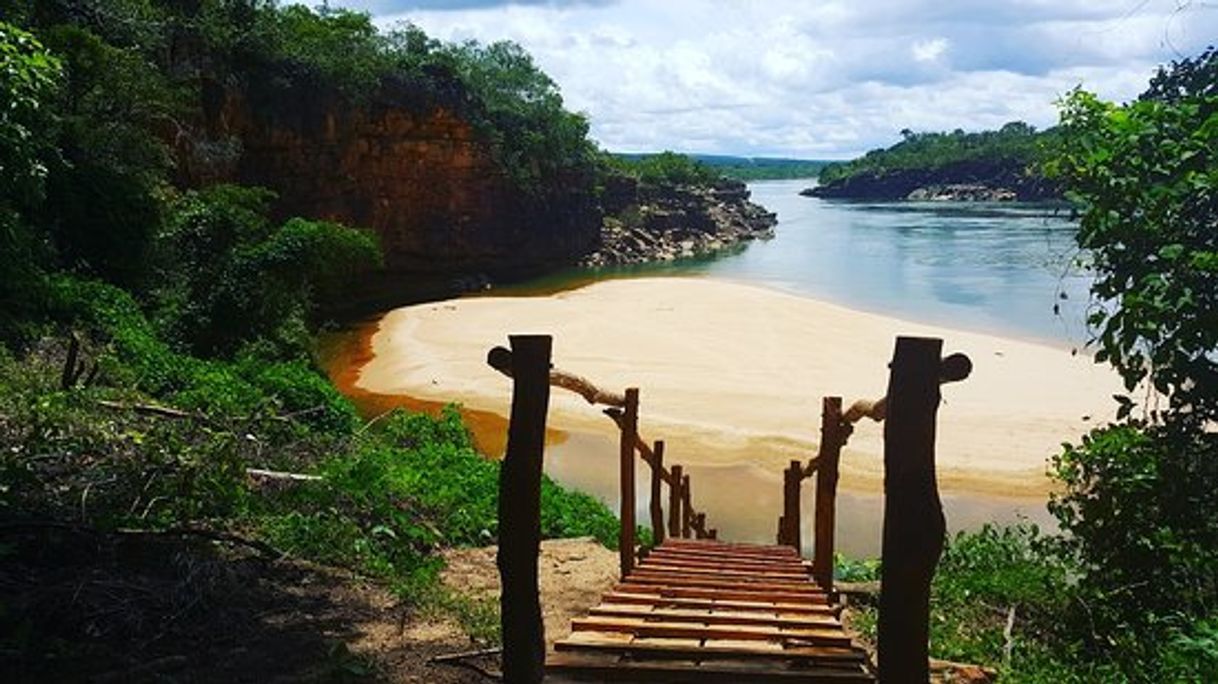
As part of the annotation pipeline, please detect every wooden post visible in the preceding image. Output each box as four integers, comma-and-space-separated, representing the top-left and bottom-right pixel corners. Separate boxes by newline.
707, 528, 718, 540
776, 515, 786, 545
783, 460, 802, 554
619, 388, 640, 577
813, 396, 843, 591
878, 336, 948, 683
681, 475, 692, 539
495, 335, 551, 684
650, 440, 666, 546
668, 464, 683, 540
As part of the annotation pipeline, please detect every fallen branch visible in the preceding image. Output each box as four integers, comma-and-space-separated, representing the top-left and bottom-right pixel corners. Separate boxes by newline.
97, 400, 199, 420
245, 468, 323, 484
115, 527, 284, 560
1003, 605, 1017, 667
430, 647, 503, 681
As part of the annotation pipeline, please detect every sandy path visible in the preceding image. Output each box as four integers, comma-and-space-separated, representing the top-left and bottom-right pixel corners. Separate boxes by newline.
356, 277, 1121, 496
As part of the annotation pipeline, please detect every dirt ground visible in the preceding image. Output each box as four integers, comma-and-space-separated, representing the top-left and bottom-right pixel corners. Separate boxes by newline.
1, 526, 616, 683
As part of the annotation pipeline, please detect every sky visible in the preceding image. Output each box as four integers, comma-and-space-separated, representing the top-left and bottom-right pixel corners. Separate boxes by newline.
334, 0, 1218, 158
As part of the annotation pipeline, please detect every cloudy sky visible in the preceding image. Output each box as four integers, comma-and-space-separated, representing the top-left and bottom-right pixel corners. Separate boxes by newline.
336, 0, 1217, 158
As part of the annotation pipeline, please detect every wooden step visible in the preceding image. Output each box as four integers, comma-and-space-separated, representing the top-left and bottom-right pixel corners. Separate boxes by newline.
627, 570, 822, 591
602, 591, 840, 616
547, 651, 874, 682
639, 555, 812, 576
568, 616, 854, 647
555, 632, 867, 665
617, 582, 829, 604
662, 539, 799, 556
587, 604, 840, 629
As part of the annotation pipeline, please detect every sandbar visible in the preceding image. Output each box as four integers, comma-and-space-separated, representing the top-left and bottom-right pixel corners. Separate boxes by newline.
356, 277, 1123, 497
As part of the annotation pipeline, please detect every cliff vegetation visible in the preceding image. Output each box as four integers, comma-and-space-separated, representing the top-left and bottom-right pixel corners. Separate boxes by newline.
808, 122, 1060, 201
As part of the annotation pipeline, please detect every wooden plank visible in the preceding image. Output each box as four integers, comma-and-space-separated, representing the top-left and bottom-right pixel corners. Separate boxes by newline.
643, 547, 813, 569
554, 635, 868, 665
615, 583, 829, 604
663, 539, 799, 556
647, 549, 804, 566
547, 652, 875, 682
622, 573, 826, 593
569, 617, 854, 647
587, 605, 840, 629
636, 560, 811, 580
601, 591, 840, 616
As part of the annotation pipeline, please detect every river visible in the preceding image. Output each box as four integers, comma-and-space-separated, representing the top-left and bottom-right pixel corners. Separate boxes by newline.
323, 179, 1094, 556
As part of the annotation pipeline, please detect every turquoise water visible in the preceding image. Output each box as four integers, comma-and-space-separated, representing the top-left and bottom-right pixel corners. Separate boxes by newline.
514, 179, 1092, 345
720, 180, 1090, 344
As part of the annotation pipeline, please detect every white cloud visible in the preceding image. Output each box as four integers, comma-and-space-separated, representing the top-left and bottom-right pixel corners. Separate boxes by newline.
912, 38, 949, 63
343, 0, 1218, 157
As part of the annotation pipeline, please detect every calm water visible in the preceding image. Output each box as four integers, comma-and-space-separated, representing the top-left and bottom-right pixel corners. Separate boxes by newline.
509, 179, 1092, 345
342, 179, 1086, 556
503, 180, 1079, 554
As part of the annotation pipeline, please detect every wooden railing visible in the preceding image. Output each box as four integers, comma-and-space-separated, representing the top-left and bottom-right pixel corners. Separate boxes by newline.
488, 348, 716, 578
488, 335, 971, 683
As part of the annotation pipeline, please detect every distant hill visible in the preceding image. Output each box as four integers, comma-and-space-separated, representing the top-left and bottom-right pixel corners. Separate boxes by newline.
613, 153, 831, 181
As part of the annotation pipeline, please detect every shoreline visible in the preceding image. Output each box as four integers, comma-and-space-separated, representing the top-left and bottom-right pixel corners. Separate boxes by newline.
348, 277, 1123, 499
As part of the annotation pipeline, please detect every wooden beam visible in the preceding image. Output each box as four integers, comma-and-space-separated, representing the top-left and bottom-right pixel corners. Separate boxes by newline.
487, 345, 625, 407
494, 335, 551, 684
619, 388, 640, 577
650, 440, 666, 546
667, 464, 683, 540
812, 396, 843, 591
783, 460, 801, 554
681, 475, 693, 539
877, 337, 970, 682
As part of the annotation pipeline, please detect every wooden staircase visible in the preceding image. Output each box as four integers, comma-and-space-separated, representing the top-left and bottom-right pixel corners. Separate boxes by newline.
547, 538, 874, 682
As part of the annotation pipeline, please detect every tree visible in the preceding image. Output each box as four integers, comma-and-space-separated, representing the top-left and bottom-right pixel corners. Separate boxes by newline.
0, 22, 61, 342
1044, 46, 1218, 654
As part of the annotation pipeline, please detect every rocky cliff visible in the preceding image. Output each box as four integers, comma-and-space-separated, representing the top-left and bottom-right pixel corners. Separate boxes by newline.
182, 80, 600, 279
581, 177, 777, 267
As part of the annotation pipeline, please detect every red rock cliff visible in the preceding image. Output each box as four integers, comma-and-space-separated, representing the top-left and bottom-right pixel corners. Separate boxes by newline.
184, 83, 599, 276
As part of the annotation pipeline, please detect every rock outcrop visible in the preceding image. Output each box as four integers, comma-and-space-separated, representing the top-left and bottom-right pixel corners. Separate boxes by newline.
581, 178, 777, 267
906, 184, 1017, 201
803, 159, 1058, 202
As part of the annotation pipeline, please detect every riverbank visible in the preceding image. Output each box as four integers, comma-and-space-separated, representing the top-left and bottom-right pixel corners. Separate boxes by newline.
351, 277, 1122, 498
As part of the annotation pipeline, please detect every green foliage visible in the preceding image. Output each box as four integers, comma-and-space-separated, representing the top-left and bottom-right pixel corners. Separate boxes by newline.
821, 122, 1051, 184
0, 22, 60, 343
815, 121, 1059, 200
155, 185, 380, 358
1048, 83, 1217, 423
439, 38, 597, 193
1034, 45, 1218, 680
0, 21, 61, 205
1050, 424, 1218, 631
610, 150, 723, 186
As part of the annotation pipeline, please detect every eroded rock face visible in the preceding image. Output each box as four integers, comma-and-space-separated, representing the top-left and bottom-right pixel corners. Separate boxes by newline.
906, 184, 1018, 201
581, 179, 777, 267
182, 82, 599, 277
